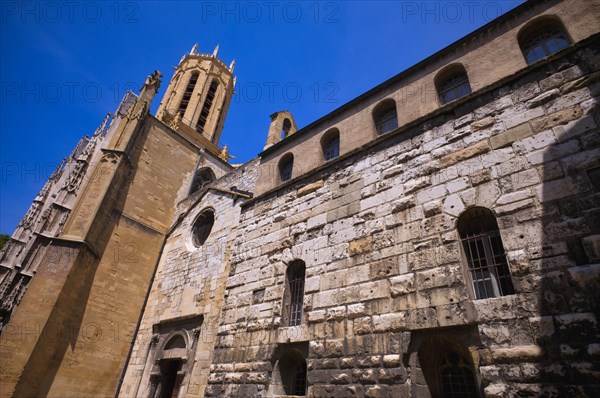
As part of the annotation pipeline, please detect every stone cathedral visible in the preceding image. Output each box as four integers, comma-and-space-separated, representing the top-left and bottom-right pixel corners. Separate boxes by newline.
1, 0, 599, 397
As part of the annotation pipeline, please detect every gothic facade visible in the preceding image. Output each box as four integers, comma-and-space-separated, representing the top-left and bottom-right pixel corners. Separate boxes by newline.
1, 0, 600, 397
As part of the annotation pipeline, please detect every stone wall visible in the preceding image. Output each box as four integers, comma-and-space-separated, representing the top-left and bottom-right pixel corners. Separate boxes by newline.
0, 81, 207, 397
118, 158, 260, 398
205, 38, 600, 397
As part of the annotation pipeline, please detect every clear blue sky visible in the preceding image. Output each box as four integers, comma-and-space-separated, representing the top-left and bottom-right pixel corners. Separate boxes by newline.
0, 0, 526, 234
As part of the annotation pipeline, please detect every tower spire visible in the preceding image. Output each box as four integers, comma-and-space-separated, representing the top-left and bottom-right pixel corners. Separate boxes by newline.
157, 43, 235, 147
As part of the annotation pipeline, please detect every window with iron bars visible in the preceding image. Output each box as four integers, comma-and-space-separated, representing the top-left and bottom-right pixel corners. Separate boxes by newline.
285, 261, 305, 326
279, 154, 294, 183
522, 28, 570, 64
458, 207, 515, 300
441, 352, 480, 398
375, 107, 398, 135
291, 361, 307, 395
438, 73, 472, 105
322, 131, 340, 162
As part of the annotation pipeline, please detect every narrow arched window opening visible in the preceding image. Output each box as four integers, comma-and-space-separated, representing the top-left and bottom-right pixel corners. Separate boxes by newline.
518, 17, 571, 64
192, 209, 215, 247
196, 80, 219, 133
457, 207, 515, 299
441, 352, 479, 398
279, 153, 294, 183
436, 65, 472, 105
373, 99, 398, 135
283, 260, 305, 326
321, 129, 340, 162
416, 335, 481, 398
178, 71, 199, 116
279, 349, 307, 396
281, 118, 292, 139
189, 167, 216, 195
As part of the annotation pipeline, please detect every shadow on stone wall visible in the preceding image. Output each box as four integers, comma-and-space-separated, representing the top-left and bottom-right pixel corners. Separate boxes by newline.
11, 120, 151, 397
536, 56, 600, 395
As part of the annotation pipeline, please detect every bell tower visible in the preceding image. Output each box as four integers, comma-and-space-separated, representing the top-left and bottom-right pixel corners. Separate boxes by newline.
157, 43, 235, 145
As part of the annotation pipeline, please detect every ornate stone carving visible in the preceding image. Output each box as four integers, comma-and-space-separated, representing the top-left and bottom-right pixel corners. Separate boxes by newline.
100, 152, 120, 164
169, 112, 182, 130
144, 70, 163, 92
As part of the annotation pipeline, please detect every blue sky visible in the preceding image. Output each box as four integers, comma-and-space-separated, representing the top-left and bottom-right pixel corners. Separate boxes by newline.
0, 0, 526, 234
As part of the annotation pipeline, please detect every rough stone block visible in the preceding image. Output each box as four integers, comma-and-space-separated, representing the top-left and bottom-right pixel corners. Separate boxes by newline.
440, 140, 491, 168
526, 88, 559, 108
530, 106, 583, 133
347, 303, 366, 319
390, 274, 415, 297
470, 169, 491, 186
471, 116, 495, 131
391, 196, 415, 213
348, 236, 373, 256
489, 123, 534, 149
404, 177, 430, 194
372, 313, 406, 332
504, 107, 545, 129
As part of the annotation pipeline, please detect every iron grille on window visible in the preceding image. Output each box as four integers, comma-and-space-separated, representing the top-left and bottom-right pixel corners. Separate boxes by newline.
286, 262, 305, 326
458, 208, 515, 299
291, 361, 307, 395
279, 156, 293, 182
375, 107, 398, 135
441, 352, 479, 398
323, 134, 340, 161
178, 72, 199, 116
522, 28, 570, 64
439, 74, 472, 105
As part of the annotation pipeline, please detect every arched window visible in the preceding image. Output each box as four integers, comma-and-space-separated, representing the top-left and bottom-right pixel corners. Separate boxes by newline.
279, 349, 307, 396
441, 352, 479, 398
281, 118, 292, 139
164, 335, 186, 350
373, 99, 398, 135
321, 129, 340, 161
416, 335, 481, 398
192, 209, 215, 247
279, 153, 294, 183
518, 17, 571, 65
283, 260, 305, 326
436, 64, 472, 105
178, 71, 199, 116
457, 207, 515, 299
189, 167, 216, 195
196, 80, 219, 133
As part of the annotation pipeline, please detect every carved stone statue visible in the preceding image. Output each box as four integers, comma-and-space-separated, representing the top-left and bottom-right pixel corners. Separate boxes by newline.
219, 144, 236, 162
143, 70, 163, 91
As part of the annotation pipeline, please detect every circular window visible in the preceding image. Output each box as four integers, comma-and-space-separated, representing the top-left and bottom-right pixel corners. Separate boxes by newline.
192, 209, 215, 247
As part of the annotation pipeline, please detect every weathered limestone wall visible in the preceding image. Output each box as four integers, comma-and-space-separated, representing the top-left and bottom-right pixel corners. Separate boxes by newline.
118, 158, 260, 398
254, 0, 600, 196
0, 97, 205, 397
206, 38, 600, 397
0, 93, 136, 329
43, 117, 203, 397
